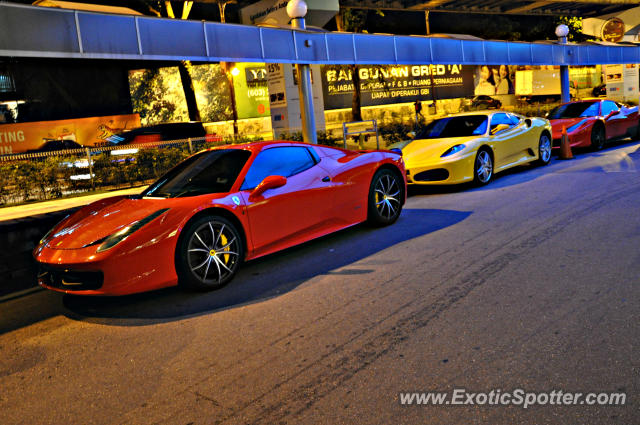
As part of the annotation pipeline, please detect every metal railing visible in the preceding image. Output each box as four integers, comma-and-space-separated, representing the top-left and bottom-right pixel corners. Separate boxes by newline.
0, 136, 233, 207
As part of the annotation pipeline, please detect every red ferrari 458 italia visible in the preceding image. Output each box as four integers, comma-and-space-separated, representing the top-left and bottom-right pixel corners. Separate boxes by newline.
548, 99, 639, 152
34, 141, 406, 295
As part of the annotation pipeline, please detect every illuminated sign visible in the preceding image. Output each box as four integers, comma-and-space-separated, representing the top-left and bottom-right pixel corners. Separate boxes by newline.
321, 65, 475, 110
245, 67, 267, 84
0, 114, 141, 155
601, 18, 625, 43
232, 63, 270, 119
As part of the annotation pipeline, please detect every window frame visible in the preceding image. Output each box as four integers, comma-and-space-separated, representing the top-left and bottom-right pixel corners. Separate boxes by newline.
240, 146, 319, 191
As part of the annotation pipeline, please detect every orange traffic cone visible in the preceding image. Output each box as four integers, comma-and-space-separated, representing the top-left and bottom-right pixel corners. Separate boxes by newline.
559, 126, 573, 160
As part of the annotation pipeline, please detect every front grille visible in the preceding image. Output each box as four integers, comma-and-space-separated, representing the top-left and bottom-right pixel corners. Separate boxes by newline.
37, 265, 103, 291
413, 168, 450, 182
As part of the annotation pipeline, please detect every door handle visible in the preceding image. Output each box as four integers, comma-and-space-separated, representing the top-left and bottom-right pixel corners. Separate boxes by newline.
322, 176, 331, 182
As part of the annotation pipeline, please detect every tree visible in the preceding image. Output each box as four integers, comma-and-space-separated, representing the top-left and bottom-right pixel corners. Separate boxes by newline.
139, 1, 201, 122
335, 8, 383, 122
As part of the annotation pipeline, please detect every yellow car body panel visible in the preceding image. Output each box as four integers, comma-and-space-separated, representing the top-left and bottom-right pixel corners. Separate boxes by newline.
402, 112, 552, 185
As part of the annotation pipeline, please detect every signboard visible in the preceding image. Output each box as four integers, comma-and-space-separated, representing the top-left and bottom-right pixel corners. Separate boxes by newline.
623, 64, 639, 103
601, 18, 626, 43
266, 63, 287, 108
321, 65, 475, 110
232, 63, 270, 119
605, 64, 624, 102
0, 113, 140, 155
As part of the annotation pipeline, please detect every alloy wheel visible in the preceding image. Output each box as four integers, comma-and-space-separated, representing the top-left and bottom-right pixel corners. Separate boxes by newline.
475, 150, 493, 184
187, 220, 240, 285
539, 134, 552, 163
374, 174, 401, 220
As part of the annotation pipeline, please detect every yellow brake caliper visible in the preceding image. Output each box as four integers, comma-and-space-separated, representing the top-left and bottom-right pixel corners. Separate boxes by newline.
221, 233, 229, 264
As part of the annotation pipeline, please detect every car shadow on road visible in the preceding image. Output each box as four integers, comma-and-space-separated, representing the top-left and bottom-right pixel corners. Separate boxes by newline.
0, 208, 471, 333
407, 162, 548, 196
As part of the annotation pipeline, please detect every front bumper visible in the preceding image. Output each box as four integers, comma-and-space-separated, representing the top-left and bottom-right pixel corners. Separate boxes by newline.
34, 233, 180, 296
38, 264, 103, 291
405, 153, 475, 185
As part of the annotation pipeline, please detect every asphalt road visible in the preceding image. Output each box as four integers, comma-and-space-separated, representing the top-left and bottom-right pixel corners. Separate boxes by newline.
1, 141, 639, 425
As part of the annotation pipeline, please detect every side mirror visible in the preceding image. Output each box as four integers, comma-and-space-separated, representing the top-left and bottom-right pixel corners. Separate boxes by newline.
605, 110, 620, 119
407, 131, 416, 139
249, 175, 286, 200
491, 123, 510, 135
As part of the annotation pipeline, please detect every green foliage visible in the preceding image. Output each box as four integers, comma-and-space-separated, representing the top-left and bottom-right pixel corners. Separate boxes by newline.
337, 9, 369, 32
278, 131, 341, 147
378, 122, 416, 146
556, 16, 596, 42
190, 64, 232, 123
129, 67, 189, 126
128, 63, 233, 126
0, 147, 191, 207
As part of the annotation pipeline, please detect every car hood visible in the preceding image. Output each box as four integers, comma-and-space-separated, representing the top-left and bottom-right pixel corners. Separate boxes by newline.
45, 197, 173, 250
402, 136, 479, 165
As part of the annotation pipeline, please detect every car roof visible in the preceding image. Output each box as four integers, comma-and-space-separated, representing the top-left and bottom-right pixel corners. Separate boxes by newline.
206, 140, 317, 153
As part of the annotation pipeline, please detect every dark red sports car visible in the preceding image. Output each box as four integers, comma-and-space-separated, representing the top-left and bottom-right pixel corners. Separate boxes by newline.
548, 99, 639, 151
34, 141, 406, 295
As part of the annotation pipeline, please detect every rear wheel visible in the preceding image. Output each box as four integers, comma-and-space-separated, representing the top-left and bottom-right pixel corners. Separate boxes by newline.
177, 215, 243, 291
367, 169, 403, 226
473, 149, 493, 185
590, 124, 606, 151
536, 132, 552, 166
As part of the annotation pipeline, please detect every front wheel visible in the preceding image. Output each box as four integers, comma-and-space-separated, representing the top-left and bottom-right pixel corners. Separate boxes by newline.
536, 132, 552, 166
176, 215, 243, 291
473, 149, 493, 185
367, 169, 403, 226
590, 124, 605, 151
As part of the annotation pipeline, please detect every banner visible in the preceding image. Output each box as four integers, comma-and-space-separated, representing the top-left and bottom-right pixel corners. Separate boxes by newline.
232, 63, 270, 119
321, 65, 475, 110
0, 113, 140, 155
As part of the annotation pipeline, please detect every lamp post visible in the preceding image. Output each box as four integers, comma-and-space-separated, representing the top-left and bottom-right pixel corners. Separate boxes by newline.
556, 24, 571, 104
287, 0, 317, 144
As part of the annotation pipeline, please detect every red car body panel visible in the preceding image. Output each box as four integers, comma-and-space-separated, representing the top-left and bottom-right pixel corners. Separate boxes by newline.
34, 141, 406, 296
550, 100, 639, 150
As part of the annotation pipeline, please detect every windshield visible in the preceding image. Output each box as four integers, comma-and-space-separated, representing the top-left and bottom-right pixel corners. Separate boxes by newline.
548, 102, 599, 119
416, 115, 488, 139
142, 149, 251, 198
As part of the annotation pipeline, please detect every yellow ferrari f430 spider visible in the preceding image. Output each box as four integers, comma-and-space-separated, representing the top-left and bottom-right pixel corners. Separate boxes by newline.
396, 112, 552, 186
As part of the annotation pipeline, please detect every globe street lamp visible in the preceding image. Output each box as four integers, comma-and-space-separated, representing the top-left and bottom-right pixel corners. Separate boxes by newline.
556, 24, 571, 104
287, 0, 317, 144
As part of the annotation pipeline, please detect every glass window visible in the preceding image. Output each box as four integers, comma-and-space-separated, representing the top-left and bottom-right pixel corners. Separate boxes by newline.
241, 147, 316, 190
507, 114, 521, 126
490, 113, 516, 133
548, 102, 600, 119
601, 101, 619, 116
415, 115, 488, 139
142, 149, 251, 198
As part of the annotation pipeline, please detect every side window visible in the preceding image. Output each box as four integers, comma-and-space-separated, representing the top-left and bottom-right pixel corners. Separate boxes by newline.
490, 113, 515, 134
581, 102, 600, 117
507, 114, 521, 126
241, 147, 316, 190
601, 101, 619, 116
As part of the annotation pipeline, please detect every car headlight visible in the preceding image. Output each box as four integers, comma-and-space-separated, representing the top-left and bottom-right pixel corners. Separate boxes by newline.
39, 214, 72, 246
566, 119, 588, 133
87, 208, 169, 253
441, 144, 466, 157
